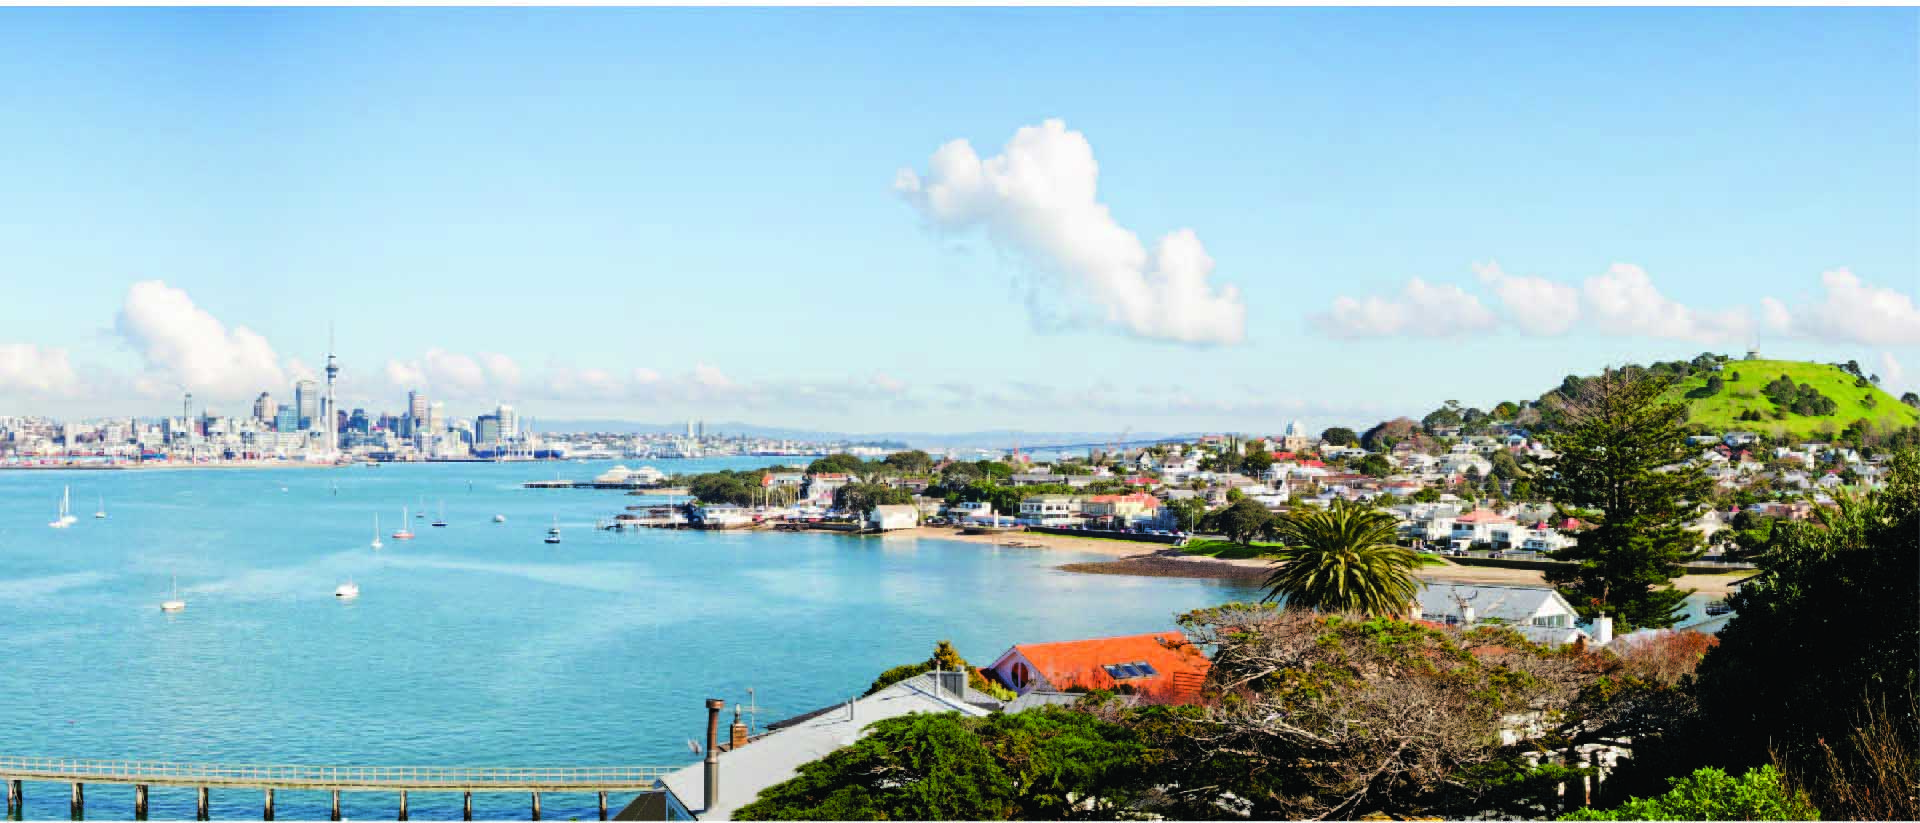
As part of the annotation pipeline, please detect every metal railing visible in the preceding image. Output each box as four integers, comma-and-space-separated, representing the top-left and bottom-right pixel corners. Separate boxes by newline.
0, 756, 680, 791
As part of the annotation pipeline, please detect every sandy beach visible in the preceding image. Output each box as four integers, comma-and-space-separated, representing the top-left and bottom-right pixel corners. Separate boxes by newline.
904, 526, 1752, 596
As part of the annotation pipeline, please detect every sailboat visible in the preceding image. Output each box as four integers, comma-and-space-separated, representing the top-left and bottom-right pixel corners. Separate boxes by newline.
432, 500, 447, 528
334, 579, 360, 599
545, 515, 562, 544
371, 513, 384, 549
416, 497, 426, 518
160, 575, 186, 612
94, 495, 106, 519
493, 514, 506, 523
48, 486, 77, 528
392, 507, 415, 541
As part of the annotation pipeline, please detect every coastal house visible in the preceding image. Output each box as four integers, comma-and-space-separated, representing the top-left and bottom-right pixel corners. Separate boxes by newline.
624, 673, 997, 821
983, 631, 1210, 704
866, 504, 919, 531
1412, 583, 1590, 646
1081, 492, 1161, 525
801, 473, 850, 504
1449, 508, 1517, 548
1017, 494, 1080, 525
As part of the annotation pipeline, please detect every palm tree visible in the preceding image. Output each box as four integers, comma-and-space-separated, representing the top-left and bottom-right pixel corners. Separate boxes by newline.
1262, 500, 1423, 617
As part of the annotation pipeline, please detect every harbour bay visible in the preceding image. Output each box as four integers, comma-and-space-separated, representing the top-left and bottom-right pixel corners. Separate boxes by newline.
0, 457, 1255, 821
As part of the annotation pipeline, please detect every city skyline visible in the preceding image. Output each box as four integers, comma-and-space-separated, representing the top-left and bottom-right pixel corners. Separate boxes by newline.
0, 8, 1915, 432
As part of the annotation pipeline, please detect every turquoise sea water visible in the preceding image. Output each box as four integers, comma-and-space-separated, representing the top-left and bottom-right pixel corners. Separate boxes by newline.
0, 458, 1256, 820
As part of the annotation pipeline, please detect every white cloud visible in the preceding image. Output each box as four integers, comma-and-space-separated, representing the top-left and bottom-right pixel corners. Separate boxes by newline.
896, 119, 1246, 345
691, 363, 732, 390
1312, 277, 1497, 338
1881, 352, 1906, 391
115, 280, 288, 401
0, 344, 81, 396
1474, 261, 1580, 335
480, 352, 522, 387
1762, 269, 1920, 346
1581, 263, 1751, 343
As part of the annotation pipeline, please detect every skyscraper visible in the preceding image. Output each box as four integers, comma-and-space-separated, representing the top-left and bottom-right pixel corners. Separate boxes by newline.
294, 379, 319, 430
408, 390, 429, 425
253, 392, 276, 423
496, 404, 518, 441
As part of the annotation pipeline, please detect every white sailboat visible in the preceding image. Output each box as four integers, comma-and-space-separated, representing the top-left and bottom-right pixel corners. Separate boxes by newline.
334, 579, 360, 599
393, 507, 415, 540
431, 500, 447, 528
94, 495, 106, 519
48, 486, 76, 528
545, 515, 562, 544
371, 513, 384, 549
160, 575, 186, 612
493, 514, 506, 523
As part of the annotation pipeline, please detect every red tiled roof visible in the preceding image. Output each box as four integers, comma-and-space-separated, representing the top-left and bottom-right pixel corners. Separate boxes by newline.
1454, 508, 1515, 524
1008, 631, 1210, 703
1299, 459, 1326, 468
1271, 451, 1297, 460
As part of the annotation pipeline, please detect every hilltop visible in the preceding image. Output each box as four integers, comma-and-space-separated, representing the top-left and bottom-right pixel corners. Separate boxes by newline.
1660, 359, 1918, 440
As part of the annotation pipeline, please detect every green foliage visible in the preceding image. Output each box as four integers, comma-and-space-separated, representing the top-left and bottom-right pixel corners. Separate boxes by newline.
1262, 500, 1421, 617
1241, 447, 1275, 476
1320, 426, 1359, 447
1357, 453, 1393, 478
1203, 497, 1273, 545
1685, 374, 1725, 400
1540, 369, 1708, 630
1410, 486, 1443, 503
733, 709, 1149, 821
1560, 766, 1817, 821
1165, 496, 1207, 532
1692, 449, 1920, 816
833, 482, 914, 515
1180, 537, 1284, 559
1761, 374, 1839, 416
687, 466, 792, 505
863, 640, 1016, 701
882, 450, 933, 475
807, 453, 870, 476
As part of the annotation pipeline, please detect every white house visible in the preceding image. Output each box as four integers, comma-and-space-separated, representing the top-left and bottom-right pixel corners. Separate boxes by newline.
1413, 583, 1590, 646
1018, 494, 1080, 525
867, 504, 919, 531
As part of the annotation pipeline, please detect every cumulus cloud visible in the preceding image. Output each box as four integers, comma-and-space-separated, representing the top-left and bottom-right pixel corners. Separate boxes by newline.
1882, 352, 1906, 391
480, 352, 522, 386
384, 349, 525, 400
1474, 261, 1581, 335
1582, 263, 1750, 343
896, 119, 1246, 345
0, 344, 81, 396
115, 280, 289, 401
1760, 269, 1920, 346
1312, 277, 1497, 338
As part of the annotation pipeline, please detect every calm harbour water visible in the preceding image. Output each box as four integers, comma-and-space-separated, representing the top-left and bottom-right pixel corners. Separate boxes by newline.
0, 457, 1256, 820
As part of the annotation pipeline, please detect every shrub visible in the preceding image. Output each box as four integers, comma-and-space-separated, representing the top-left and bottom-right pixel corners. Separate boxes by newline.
1561, 765, 1818, 821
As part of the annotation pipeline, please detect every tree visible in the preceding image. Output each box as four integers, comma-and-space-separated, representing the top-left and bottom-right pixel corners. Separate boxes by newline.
808, 453, 868, 476
734, 709, 1149, 821
1321, 426, 1359, 447
1356, 453, 1394, 478
1362, 417, 1420, 452
1166, 497, 1207, 532
882, 450, 933, 475
1540, 369, 1710, 630
1691, 449, 1919, 818
1560, 765, 1817, 821
834, 482, 913, 515
1410, 486, 1442, 503
1261, 500, 1420, 616
1903, 391, 1919, 409
1422, 405, 1463, 433
1205, 497, 1273, 545
865, 640, 1012, 700
1241, 448, 1275, 477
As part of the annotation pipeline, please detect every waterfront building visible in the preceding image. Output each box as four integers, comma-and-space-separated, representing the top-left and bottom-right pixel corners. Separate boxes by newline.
253, 392, 276, 424
475, 414, 501, 446
274, 406, 299, 433
497, 404, 518, 441
293, 379, 319, 430
982, 631, 1211, 703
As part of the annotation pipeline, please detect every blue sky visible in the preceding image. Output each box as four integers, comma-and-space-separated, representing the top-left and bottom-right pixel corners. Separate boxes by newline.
1, 8, 1915, 434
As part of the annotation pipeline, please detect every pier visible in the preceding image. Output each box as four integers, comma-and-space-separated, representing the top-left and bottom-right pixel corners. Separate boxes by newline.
0, 756, 678, 822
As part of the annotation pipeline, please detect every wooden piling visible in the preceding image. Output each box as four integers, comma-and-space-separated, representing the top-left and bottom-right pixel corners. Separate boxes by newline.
134, 785, 147, 820
462, 792, 472, 821
68, 782, 82, 820
397, 790, 408, 821
7, 779, 20, 818
196, 787, 209, 821
330, 790, 340, 822
263, 788, 274, 821
530, 791, 541, 821
598, 791, 608, 821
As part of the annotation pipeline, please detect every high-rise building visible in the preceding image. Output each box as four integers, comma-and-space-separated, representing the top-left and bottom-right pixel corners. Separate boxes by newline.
294, 379, 320, 430
427, 401, 444, 435
253, 392, 276, 423
475, 414, 501, 446
686, 419, 695, 438
348, 409, 370, 434
696, 420, 705, 439
496, 404, 518, 441
274, 406, 299, 433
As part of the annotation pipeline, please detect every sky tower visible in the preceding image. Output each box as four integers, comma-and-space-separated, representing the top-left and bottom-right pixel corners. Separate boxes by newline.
323, 325, 340, 457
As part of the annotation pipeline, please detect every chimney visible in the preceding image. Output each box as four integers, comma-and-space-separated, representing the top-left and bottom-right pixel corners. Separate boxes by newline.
704, 698, 723, 810
730, 705, 749, 750
1593, 615, 1613, 646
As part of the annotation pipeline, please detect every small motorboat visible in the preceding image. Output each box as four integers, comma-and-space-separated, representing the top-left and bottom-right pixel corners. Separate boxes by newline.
545, 516, 562, 545
334, 580, 360, 599
95, 495, 107, 519
493, 514, 507, 523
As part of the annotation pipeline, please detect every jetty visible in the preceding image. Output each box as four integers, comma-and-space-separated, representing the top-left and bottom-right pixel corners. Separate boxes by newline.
0, 756, 679, 822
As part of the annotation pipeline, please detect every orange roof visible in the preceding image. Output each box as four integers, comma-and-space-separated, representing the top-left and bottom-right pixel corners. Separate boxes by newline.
1087, 492, 1161, 507
1454, 508, 1514, 524
1006, 631, 1210, 703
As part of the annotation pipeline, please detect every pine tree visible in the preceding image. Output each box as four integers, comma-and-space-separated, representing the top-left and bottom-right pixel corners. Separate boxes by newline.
1540, 368, 1710, 629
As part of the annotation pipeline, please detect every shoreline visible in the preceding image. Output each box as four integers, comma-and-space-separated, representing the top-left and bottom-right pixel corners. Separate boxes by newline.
898, 526, 1750, 596
0, 461, 347, 471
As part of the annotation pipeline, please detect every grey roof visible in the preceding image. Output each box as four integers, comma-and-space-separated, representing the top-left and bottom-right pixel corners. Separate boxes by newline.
657, 673, 993, 821
1416, 582, 1577, 625
1003, 690, 1139, 714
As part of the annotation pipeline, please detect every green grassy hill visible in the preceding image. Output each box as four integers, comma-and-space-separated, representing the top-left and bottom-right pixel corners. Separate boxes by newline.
1664, 359, 1919, 440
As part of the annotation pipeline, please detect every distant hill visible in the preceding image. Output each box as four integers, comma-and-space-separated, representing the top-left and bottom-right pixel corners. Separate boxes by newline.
532, 420, 1199, 450
1663, 359, 1919, 439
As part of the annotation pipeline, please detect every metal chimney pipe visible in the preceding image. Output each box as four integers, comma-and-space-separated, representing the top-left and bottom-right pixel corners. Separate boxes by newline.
705, 698, 724, 810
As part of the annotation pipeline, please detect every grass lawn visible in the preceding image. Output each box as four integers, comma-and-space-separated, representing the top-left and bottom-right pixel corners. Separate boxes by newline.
1664, 359, 1918, 439
1180, 538, 1450, 566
